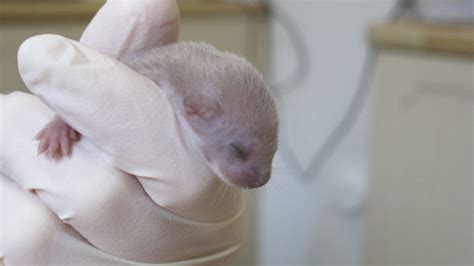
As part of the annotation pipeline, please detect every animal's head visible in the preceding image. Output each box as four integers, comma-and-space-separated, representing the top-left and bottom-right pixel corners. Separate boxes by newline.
181, 50, 279, 189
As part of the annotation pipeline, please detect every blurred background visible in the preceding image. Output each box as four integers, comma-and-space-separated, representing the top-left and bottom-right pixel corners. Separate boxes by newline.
0, 0, 472, 265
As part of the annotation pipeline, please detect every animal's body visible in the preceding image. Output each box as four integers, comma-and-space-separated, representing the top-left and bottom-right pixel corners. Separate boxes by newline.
36, 42, 279, 189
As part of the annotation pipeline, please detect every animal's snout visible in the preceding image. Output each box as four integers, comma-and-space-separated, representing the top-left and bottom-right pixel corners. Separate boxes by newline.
250, 168, 271, 188
223, 166, 270, 189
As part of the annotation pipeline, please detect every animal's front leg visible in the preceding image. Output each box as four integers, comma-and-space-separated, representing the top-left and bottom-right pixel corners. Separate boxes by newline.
35, 115, 80, 160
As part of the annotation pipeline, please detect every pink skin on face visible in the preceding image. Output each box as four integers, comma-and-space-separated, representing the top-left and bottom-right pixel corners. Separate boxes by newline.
35, 115, 80, 160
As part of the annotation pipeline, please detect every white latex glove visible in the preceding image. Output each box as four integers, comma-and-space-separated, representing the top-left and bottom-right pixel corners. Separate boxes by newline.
1, 1, 245, 264
81, 0, 180, 58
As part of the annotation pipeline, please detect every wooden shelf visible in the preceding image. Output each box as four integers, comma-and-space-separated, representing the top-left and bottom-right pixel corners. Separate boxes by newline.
0, 0, 268, 20
180, 1, 267, 16
370, 22, 474, 55
0, 1, 103, 19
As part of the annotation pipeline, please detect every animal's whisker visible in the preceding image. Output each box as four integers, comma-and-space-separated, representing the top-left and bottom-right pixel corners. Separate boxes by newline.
216, 184, 229, 207
211, 182, 226, 207
232, 186, 240, 209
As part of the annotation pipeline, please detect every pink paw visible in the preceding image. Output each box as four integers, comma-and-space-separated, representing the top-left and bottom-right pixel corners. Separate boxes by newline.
34, 116, 80, 160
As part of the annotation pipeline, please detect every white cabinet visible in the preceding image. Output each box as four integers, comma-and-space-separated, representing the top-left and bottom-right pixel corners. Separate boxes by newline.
364, 49, 473, 264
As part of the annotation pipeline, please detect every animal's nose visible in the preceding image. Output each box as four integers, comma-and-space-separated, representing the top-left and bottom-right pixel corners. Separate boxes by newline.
244, 168, 261, 187
228, 167, 269, 188
249, 169, 271, 188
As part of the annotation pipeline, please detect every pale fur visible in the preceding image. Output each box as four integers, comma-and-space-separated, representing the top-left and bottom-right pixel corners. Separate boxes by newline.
123, 42, 279, 188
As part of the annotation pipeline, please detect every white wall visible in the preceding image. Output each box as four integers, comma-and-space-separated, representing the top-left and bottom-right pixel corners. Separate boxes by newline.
257, 1, 395, 265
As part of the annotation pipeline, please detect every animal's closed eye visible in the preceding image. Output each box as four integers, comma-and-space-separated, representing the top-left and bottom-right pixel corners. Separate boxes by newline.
230, 143, 247, 159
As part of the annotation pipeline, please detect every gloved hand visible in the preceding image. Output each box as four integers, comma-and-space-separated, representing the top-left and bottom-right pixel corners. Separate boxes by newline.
2, 1, 246, 264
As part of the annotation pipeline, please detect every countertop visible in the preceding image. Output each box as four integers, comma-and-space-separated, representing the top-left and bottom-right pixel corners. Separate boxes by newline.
0, 0, 268, 20
370, 22, 474, 55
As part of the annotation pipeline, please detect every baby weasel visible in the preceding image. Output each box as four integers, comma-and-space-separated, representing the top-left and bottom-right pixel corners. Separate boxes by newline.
35, 42, 279, 188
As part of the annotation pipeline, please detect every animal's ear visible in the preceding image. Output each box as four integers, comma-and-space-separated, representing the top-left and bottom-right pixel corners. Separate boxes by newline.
183, 93, 221, 120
